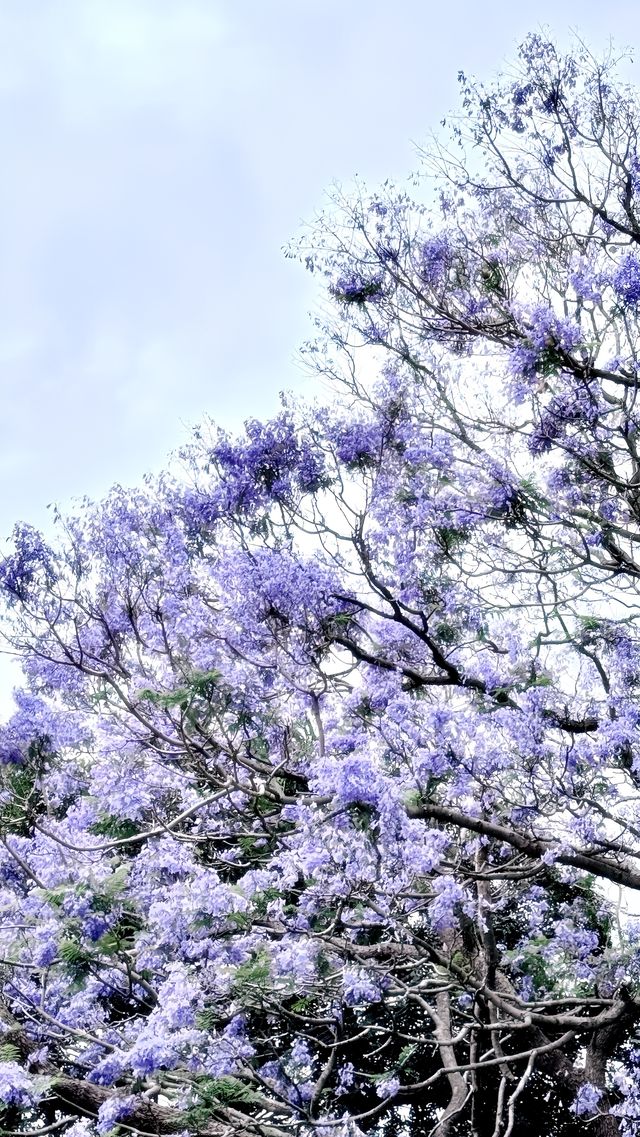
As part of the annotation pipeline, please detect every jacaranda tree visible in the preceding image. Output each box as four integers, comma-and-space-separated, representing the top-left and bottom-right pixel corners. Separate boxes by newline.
5, 33, 640, 1137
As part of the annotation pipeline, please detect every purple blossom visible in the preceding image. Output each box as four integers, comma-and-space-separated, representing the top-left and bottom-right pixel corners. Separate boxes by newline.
83, 914, 111, 942
570, 258, 603, 302
528, 390, 597, 455
331, 272, 384, 306
0, 1062, 40, 1108
0, 524, 56, 601
613, 253, 640, 307
612, 1062, 640, 1135
331, 420, 383, 467
428, 878, 474, 932
33, 937, 58, 967
185, 415, 328, 523
572, 1083, 603, 1116
96, 1095, 136, 1134
89, 1054, 127, 1087
376, 1076, 400, 1099
0, 744, 23, 766
525, 305, 582, 352
507, 344, 540, 392
289, 1038, 313, 1069
419, 235, 451, 287
549, 919, 599, 960
343, 968, 383, 1006
330, 753, 387, 808
129, 1037, 181, 1077
336, 1063, 355, 1095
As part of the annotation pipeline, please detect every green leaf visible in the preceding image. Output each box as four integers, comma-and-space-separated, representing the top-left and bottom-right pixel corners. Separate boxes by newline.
0, 1043, 20, 1062
101, 864, 130, 898
233, 949, 271, 990
398, 1043, 418, 1068
59, 938, 89, 965
289, 996, 313, 1013
579, 616, 602, 632
195, 1009, 218, 1031
138, 669, 223, 711
528, 674, 552, 687
90, 815, 142, 841
252, 886, 282, 916
195, 1075, 258, 1105
183, 1074, 263, 1128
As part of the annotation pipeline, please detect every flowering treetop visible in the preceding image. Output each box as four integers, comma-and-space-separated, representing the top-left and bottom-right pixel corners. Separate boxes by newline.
3, 34, 640, 1137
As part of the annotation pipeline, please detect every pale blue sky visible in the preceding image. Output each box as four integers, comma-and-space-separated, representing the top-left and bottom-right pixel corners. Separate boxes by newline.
2, 0, 640, 535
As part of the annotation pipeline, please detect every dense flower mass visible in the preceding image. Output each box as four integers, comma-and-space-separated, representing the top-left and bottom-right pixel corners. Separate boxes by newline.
6, 32, 640, 1137
613, 255, 640, 308
0, 1062, 41, 1108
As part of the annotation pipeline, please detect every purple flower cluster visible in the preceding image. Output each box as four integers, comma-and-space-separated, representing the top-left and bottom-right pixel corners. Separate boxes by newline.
524, 305, 582, 352
419, 235, 451, 287
0, 743, 23, 765
572, 1083, 603, 1116
332, 420, 384, 468
331, 272, 385, 306
342, 968, 383, 1006
376, 1077, 400, 1100
96, 1095, 136, 1134
529, 388, 598, 455
612, 1057, 640, 1136
569, 257, 603, 302
211, 415, 328, 513
0, 524, 55, 601
613, 253, 640, 307
181, 414, 329, 529
427, 877, 474, 932
89, 1053, 126, 1087
0, 1062, 40, 1108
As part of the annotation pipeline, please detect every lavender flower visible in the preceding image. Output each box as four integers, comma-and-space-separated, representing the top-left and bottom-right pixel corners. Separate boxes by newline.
572, 1083, 603, 1116
96, 1095, 136, 1134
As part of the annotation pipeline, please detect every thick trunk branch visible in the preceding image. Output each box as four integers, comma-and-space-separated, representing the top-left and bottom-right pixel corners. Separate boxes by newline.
408, 800, 640, 890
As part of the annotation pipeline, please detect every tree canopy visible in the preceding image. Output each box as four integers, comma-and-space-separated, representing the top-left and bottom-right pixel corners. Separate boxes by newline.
4, 33, 640, 1137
